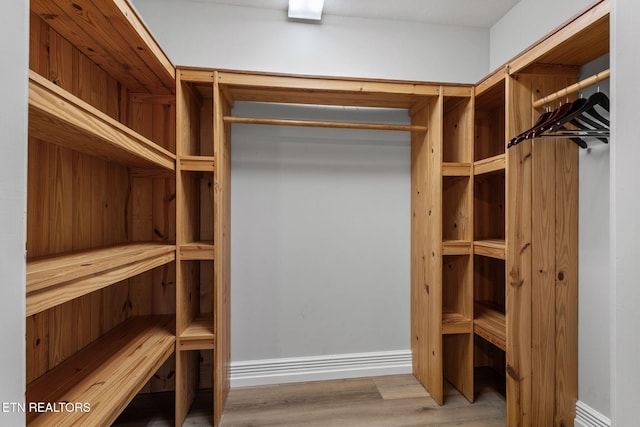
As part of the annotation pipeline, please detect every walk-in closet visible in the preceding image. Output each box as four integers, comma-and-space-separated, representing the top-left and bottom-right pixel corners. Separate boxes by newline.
1, 0, 621, 426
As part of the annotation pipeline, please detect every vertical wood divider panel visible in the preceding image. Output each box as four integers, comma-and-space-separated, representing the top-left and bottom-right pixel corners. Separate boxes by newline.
176, 69, 197, 426
213, 72, 232, 426
555, 139, 579, 425
410, 102, 430, 396
506, 74, 532, 426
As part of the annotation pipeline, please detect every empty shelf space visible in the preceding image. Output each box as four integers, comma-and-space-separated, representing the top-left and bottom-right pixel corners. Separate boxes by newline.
442, 162, 472, 176
179, 156, 216, 172
474, 154, 506, 176
442, 240, 472, 255
179, 241, 215, 260
474, 239, 506, 260
180, 314, 215, 351
31, 0, 174, 94
474, 302, 506, 351
27, 243, 176, 316
29, 71, 176, 170
442, 309, 473, 335
26, 315, 175, 427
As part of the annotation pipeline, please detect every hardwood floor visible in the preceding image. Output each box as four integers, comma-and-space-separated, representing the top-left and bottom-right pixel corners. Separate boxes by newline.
114, 371, 506, 426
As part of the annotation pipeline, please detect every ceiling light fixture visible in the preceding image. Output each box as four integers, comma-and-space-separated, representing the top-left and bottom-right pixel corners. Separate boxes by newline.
288, 0, 325, 21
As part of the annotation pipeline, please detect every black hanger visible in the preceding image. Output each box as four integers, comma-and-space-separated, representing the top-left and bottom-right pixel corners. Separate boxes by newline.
550, 92, 609, 132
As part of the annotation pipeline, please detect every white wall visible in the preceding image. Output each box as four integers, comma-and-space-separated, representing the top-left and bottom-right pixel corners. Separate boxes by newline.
578, 54, 611, 418
610, 1, 640, 425
230, 103, 411, 363
0, 0, 28, 424
489, 0, 595, 70
132, 0, 489, 83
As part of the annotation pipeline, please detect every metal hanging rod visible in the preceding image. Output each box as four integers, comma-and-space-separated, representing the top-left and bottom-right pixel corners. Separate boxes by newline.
532, 68, 610, 109
223, 116, 428, 132
532, 130, 610, 139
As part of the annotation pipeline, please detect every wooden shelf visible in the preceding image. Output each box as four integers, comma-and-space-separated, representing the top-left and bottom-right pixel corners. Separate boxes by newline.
29, 71, 176, 170
179, 242, 215, 260
31, 0, 175, 94
474, 239, 506, 260
442, 240, 472, 256
474, 302, 506, 351
442, 309, 473, 335
442, 162, 472, 177
26, 315, 175, 427
179, 156, 216, 172
474, 154, 506, 176
26, 243, 176, 316
180, 313, 215, 351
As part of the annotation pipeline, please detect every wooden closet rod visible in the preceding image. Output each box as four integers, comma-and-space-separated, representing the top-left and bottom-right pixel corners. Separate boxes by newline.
533, 68, 610, 108
223, 116, 428, 132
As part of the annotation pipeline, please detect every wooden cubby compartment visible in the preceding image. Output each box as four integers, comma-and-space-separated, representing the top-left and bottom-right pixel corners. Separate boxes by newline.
473, 256, 506, 352
473, 172, 505, 259
443, 176, 472, 243
442, 255, 473, 332
443, 96, 474, 165
474, 81, 505, 162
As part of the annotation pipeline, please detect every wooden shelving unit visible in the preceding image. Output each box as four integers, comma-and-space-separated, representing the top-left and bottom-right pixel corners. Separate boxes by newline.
26, 0, 177, 425
27, 315, 175, 427
438, 91, 475, 403
175, 69, 222, 426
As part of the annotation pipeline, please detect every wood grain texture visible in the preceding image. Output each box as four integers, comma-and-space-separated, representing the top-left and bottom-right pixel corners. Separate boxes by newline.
474, 154, 506, 176
508, 0, 609, 74
26, 244, 175, 316
214, 72, 233, 425
443, 176, 472, 241
443, 96, 473, 163
29, 71, 175, 170
505, 74, 533, 426
474, 240, 507, 260
554, 138, 579, 426
410, 102, 430, 399
31, 0, 174, 94
427, 94, 444, 405
224, 116, 427, 132
27, 315, 175, 427
474, 302, 506, 351
474, 82, 506, 162
529, 75, 564, 426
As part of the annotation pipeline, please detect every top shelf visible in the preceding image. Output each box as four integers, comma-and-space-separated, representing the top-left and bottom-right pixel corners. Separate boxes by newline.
29, 71, 176, 170
509, 1, 609, 74
31, 0, 175, 94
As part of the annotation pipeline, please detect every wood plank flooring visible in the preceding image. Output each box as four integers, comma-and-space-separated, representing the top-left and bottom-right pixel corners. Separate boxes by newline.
114, 372, 506, 426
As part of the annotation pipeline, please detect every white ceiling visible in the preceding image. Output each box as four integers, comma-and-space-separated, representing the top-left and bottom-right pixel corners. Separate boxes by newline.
192, 0, 522, 28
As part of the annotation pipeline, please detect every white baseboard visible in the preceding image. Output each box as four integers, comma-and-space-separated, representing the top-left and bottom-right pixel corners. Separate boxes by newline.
575, 400, 611, 427
230, 350, 412, 387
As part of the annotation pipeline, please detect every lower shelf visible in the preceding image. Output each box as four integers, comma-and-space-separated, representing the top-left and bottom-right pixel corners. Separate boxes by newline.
26, 315, 175, 427
474, 302, 506, 351
180, 313, 216, 350
442, 309, 472, 334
